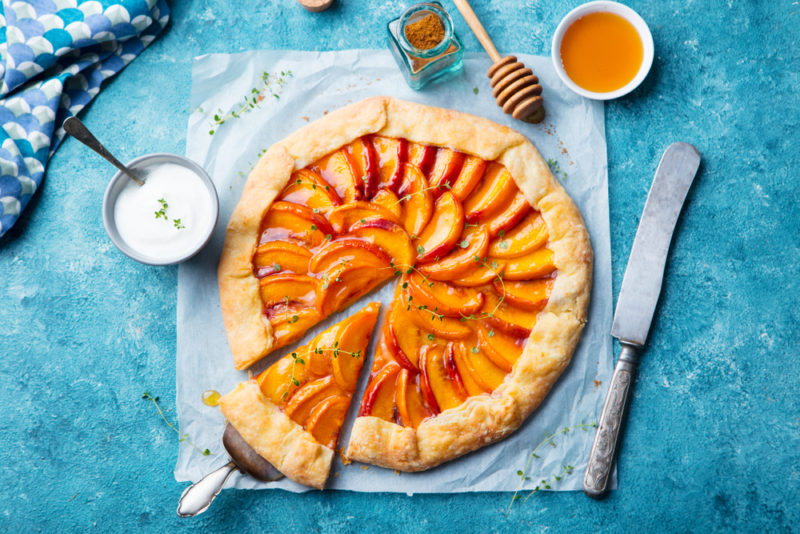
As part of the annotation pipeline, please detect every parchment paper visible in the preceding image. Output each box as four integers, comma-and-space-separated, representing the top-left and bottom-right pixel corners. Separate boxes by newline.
175, 50, 613, 493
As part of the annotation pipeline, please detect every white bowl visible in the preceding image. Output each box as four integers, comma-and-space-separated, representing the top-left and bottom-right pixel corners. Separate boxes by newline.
551, 1, 654, 100
102, 153, 219, 266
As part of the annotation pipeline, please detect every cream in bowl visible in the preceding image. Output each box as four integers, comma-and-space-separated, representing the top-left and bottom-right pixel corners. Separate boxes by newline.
103, 154, 218, 265
551, 1, 654, 100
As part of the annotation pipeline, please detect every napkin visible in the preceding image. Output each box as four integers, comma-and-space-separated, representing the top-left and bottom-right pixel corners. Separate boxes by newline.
0, 0, 170, 238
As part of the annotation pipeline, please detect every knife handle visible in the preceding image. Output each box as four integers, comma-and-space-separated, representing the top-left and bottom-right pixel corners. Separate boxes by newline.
583, 343, 638, 498
177, 460, 238, 517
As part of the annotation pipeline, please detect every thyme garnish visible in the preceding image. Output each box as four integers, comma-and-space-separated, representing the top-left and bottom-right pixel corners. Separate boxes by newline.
142, 391, 211, 456
546, 158, 567, 181
209, 70, 293, 135
505, 422, 597, 515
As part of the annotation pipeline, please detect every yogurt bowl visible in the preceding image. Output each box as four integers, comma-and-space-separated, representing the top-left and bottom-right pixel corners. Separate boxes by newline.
103, 153, 219, 266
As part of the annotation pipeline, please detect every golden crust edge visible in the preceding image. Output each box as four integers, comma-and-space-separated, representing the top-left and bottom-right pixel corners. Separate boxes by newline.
218, 381, 333, 489
347, 137, 593, 471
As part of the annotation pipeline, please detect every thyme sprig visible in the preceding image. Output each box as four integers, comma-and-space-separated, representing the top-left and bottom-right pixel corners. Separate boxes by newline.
142, 391, 211, 456
209, 70, 293, 135
546, 158, 567, 181
505, 421, 597, 515
392, 180, 451, 206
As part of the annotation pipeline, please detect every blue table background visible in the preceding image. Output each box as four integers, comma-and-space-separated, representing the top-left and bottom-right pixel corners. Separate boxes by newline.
1, 1, 798, 531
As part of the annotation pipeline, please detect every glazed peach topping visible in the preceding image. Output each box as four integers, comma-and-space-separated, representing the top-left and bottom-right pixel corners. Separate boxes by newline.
253, 136, 556, 431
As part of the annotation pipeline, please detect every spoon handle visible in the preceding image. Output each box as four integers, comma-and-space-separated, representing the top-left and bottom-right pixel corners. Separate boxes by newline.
177, 460, 238, 518
62, 117, 145, 186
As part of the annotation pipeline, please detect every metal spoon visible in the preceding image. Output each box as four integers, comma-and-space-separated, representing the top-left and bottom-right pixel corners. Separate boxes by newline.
62, 117, 145, 186
177, 423, 284, 517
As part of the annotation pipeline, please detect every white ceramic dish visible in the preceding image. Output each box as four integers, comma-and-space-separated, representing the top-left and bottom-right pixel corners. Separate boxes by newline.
551, 1, 654, 100
102, 153, 218, 266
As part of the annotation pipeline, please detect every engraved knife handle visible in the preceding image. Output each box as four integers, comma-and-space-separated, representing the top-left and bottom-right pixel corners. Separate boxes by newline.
177, 460, 237, 517
583, 343, 638, 498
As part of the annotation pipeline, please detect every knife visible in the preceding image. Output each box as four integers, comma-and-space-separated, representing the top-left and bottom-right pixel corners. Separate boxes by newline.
583, 142, 701, 498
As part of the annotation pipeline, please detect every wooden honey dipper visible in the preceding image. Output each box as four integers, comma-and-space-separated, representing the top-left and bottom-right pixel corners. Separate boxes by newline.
452, 0, 545, 123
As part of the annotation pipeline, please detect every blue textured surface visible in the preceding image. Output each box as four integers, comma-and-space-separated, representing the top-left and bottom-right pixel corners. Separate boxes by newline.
1, 0, 798, 531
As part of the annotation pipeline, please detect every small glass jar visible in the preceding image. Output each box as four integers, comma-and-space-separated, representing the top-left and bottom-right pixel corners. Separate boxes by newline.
387, 2, 464, 90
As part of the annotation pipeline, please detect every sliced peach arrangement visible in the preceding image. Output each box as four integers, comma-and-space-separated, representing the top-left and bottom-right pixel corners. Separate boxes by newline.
253, 137, 560, 432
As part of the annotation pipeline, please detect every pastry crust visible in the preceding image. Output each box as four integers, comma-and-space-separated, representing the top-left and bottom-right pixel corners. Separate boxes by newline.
218, 381, 333, 489
219, 97, 592, 471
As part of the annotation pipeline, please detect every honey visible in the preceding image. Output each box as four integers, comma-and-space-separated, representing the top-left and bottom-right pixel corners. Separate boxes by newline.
560, 11, 643, 93
201, 389, 221, 407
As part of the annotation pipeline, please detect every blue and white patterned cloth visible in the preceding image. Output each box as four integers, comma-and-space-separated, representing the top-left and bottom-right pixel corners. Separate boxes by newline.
0, 0, 169, 237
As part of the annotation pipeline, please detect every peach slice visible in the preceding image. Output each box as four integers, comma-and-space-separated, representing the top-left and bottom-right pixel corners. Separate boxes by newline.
450, 341, 489, 396
451, 261, 505, 287
372, 136, 407, 192
450, 156, 487, 201
456, 341, 507, 392
476, 322, 524, 372
270, 307, 322, 349
259, 272, 320, 309
427, 149, 464, 197
329, 303, 379, 391
359, 363, 401, 420
483, 192, 532, 237
463, 163, 518, 223
313, 148, 361, 203
259, 201, 335, 248
488, 211, 548, 258
402, 286, 473, 339
397, 163, 434, 237
279, 169, 342, 214
309, 238, 392, 274
284, 375, 338, 427
386, 308, 423, 371
370, 188, 403, 221
328, 201, 402, 233
482, 291, 538, 337
253, 241, 312, 278
417, 226, 490, 281
414, 192, 465, 263
408, 142, 436, 175
307, 395, 350, 448
346, 136, 378, 199
395, 369, 433, 428
348, 218, 415, 269
318, 263, 390, 317
443, 342, 469, 398
420, 344, 467, 412
494, 278, 554, 311
406, 271, 484, 317
256, 352, 309, 405
502, 247, 556, 280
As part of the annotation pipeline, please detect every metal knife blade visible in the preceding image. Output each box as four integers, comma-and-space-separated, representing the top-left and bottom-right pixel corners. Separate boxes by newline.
610, 142, 701, 346
584, 142, 700, 498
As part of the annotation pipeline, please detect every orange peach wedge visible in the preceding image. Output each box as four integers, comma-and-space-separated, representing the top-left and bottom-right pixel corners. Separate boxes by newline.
418, 226, 490, 281
370, 188, 403, 221
476, 322, 524, 372
502, 247, 557, 281
463, 163, 517, 223
313, 148, 361, 203
450, 156, 487, 201
414, 192, 464, 263
455, 341, 507, 392
279, 169, 342, 215
397, 163, 434, 237
259, 201, 335, 248
488, 211, 549, 258
420, 344, 466, 412
427, 149, 464, 197
407, 142, 436, 175
284, 375, 339, 427
309, 238, 392, 274
259, 272, 320, 309
483, 192, 531, 238
406, 271, 484, 317
371, 136, 407, 192
252, 241, 311, 278
307, 395, 350, 449
395, 369, 432, 428
328, 201, 402, 233
482, 291, 538, 337
494, 278, 554, 311
346, 136, 379, 199
347, 218, 415, 269
359, 363, 401, 420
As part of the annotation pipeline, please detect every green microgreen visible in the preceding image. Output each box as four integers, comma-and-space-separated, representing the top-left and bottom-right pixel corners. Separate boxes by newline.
142, 391, 211, 456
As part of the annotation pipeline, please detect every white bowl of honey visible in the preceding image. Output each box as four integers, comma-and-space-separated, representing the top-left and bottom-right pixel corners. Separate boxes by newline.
551, 1, 654, 100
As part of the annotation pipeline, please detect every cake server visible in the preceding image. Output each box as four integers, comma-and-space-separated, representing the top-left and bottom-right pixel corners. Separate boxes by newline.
177, 422, 283, 517
583, 142, 700, 498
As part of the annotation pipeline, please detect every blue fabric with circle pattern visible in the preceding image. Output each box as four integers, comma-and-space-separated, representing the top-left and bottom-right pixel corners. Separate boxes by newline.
0, 0, 169, 237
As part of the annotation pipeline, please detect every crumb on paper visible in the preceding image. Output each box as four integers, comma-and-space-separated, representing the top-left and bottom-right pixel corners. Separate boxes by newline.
323, 110, 329, 115
394, 470, 401, 476
594, 379, 602, 388
302, 116, 309, 122
339, 447, 352, 465
334, 471, 339, 477
360, 465, 369, 471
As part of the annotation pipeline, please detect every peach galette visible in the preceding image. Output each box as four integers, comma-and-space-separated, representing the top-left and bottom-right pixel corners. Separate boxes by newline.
219, 303, 380, 489
218, 97, 592, 480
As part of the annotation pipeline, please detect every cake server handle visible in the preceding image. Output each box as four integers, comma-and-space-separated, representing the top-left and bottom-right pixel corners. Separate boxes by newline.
177, 461, 237, 517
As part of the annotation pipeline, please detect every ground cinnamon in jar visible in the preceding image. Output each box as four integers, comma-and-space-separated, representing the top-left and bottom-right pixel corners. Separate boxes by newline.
404, 13, 445, 50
